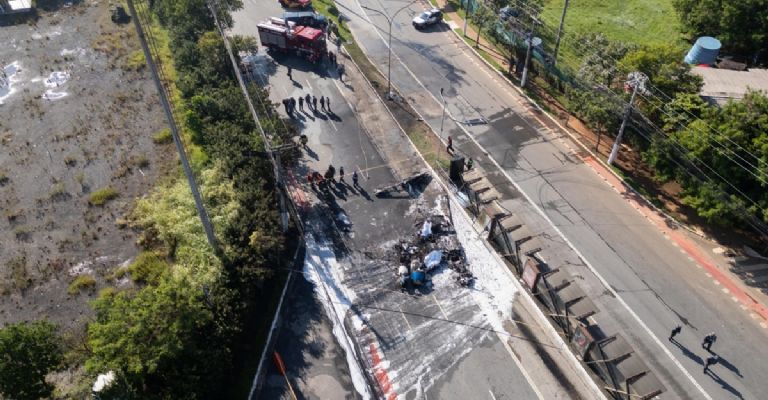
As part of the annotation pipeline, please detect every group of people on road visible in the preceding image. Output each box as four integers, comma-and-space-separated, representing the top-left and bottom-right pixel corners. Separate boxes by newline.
282, 93, 332, 118
669, 327, 721, 374
307, 164, 361, 191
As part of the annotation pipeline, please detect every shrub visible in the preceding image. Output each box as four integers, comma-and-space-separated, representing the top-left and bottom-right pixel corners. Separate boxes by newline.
128, 252, 168, 285
124, 50, 147, 71
98, 287, 118, 299
68, 275, 96, 295
89, 187, 118, 206
152, 128, 173, 145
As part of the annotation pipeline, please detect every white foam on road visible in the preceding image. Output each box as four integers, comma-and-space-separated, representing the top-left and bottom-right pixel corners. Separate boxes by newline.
44, 71, 70, 87
449, 197, 519, 334
43, 89, 68, 100
1, 61, 22, 104
303, 233, 372, 400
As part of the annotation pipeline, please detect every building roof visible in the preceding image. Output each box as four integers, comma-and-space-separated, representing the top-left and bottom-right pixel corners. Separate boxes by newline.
692, 66, 768, 106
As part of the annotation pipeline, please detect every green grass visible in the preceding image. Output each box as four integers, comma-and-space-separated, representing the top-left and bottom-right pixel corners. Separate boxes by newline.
153, 128, 173, 145
89, 187, 118, 206
540, 0, 682, 47
68, 275, 97, 295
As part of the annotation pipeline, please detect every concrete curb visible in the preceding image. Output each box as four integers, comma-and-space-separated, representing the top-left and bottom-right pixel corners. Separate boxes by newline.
338, 37, 608, 400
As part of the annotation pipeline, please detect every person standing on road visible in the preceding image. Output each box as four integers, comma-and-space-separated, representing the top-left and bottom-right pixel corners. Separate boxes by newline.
703, 333, 717, 351
337, 64, 345, 82
282, 98, 290, 115
287, 66, 293, 80
298, 96, 304, 111
325, 96, 331, 111
312, 95, 318, 110
466, 157, 474, 170
320, 95, 325, 110
352, 170, 359, 188
669, 326, 682, 341
339, 166, 345, 182
305, 93, 312, 109
447, 136, 454, 154
704, 355, 719, 373
290, 97, 297, 114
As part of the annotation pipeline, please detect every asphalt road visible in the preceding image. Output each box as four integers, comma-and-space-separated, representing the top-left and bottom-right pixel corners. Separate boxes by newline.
232, 1, 540, 399
338, 0, 768, 398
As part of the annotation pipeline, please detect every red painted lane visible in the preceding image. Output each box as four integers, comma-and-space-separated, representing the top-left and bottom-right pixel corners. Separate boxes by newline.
369, 342, 398, 399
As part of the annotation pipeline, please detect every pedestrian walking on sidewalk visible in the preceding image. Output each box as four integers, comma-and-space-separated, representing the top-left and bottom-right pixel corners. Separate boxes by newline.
337, 64, 345, 82
669, 326, 682, 341
447, 136, 454, 154
287, 66, 293, 80
290, 97, 297, 113
352, 170, 359, 188
298, 96, 304, 111
325, 96, 331, 111
704, 355, 719, 373
339, 166, 345, 182
702, 333, 717, 351
320, 96, 325, 110
305, 93, 312, 109
312, 95, 318, 110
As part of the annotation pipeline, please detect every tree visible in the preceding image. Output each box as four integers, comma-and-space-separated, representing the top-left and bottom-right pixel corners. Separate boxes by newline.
0, 321, 62, 400
471, 4, 497, 48
673, 0, 768, 61
87, 278, 232, 399
577, 33, 634, 86
570, 88, 622, 151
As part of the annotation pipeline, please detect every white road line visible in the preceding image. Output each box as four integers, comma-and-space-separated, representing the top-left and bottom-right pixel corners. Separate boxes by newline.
329, 118, 338, 131
488, 389, 498, 400
399, 305, 413, 331
352, 3, 714, 398
432, 294, 449, 320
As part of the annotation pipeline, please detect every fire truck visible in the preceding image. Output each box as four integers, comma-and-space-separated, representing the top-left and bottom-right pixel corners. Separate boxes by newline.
257, 18, 327, 63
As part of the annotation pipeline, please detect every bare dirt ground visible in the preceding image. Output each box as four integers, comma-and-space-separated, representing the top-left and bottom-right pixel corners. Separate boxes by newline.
0, 0, 170, 331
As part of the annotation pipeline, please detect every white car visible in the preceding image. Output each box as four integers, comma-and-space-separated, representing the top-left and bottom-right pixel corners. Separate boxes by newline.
412, 8, 443, 29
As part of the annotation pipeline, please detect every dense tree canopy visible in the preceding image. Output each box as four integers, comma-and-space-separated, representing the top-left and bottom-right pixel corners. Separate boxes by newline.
648, 91, 768, 225
673, 0, 768, 61
0, 321, 62, 400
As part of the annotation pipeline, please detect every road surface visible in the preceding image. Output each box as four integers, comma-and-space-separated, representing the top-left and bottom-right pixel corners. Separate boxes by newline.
338, 0, 768, 398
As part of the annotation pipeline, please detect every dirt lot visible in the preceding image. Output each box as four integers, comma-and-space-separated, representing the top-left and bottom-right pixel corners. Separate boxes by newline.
0, 1, 170, 330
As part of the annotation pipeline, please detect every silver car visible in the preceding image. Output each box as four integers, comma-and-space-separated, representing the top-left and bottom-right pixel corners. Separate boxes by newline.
412, 8, 443, 29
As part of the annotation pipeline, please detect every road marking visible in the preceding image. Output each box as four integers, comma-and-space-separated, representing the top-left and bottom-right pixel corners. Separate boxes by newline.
721, 287, 729, 294
489, 389, 498, 400
329, 118, 338, 131
399, 305, 412, 331
432, 294, 449, 320
350, 8, 715, 397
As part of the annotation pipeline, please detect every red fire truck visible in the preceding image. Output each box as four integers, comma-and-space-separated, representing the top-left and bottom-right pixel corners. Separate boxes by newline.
257, 18, 327, 63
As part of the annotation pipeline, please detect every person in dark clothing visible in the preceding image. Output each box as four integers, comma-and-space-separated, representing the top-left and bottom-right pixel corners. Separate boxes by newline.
704, 355, 719, 373
282, 99, 290, 115
312, 96, 318, 110
339, 166, 345, 182
290, 97, 297, 113
298, 96, 304, 110
447, 136, 454, 154
325, 165, 336, 182
466, 157, 474, 170
287, 66, 293, 80
337, 64, 345, 81
703, 333, 717, 351
325, 96, 331, 111
669, 326, 682, 341
352, 170, 359, 188
305, 93, 312, 109
320, 96, 325, 110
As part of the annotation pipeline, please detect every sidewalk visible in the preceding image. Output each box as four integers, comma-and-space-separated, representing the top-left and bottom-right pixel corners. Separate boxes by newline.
435, 0, 768, 325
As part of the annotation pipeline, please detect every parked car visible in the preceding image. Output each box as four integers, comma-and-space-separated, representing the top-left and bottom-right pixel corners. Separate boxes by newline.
278, 0, 311, 9
283, 11, 327, 29
412, 8, 443, 29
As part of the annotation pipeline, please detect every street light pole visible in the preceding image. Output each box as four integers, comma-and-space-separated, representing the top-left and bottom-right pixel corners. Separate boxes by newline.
361, 1, 418, 99
463, 0, 472, 36
608, 72, 648, 165
552, 0, 570, 66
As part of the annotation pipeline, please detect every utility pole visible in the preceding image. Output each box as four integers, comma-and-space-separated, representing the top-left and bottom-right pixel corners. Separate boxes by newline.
520, 33, 533, 88
552, 0, 570, 66
608, 72, 648, 165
